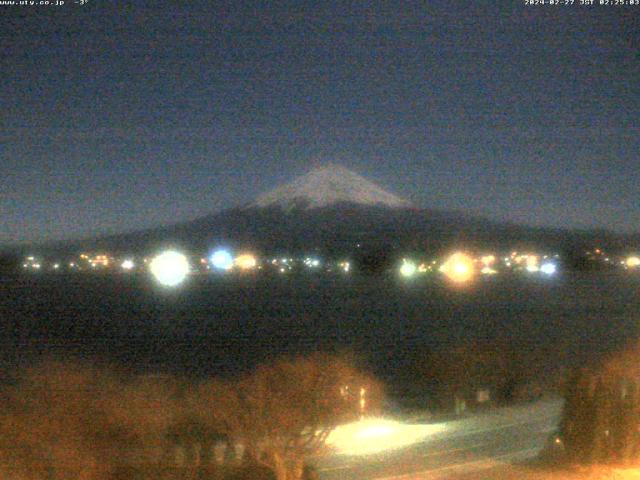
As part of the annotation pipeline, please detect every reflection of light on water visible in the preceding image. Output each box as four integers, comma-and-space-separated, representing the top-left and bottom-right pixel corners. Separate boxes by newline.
326, 418, 446, 456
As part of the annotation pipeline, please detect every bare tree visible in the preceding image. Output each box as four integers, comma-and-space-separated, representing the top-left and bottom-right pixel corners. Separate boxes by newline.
0, 355, 382, 480
197, 353, 382, 480
0, 361, 179, 480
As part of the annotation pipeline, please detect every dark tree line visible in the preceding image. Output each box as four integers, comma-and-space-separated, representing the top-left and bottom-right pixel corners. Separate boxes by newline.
399, 339, 551, 413
561, 343, 640, 465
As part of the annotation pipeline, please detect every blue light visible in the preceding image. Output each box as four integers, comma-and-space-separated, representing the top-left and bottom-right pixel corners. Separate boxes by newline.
210, 249, 234, 271
540, 262, 557, 275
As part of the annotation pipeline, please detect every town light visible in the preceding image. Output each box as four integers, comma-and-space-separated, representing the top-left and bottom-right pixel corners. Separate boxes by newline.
121, 259, 135, 271
440, 252, 475, 283
400, 260, 417, 277
626, 256, 640, 268
525, 255, 540, 273
481, 255, 496, 267
149, 250, 190, 287
210, 249, 234, 271
304, 257, 321, 268
540, 262, 557, 275
235, 253, 257, 270
342, 261, 350, 273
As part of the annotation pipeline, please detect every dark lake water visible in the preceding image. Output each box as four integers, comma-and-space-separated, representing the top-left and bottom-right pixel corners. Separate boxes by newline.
1, 271, 639, 388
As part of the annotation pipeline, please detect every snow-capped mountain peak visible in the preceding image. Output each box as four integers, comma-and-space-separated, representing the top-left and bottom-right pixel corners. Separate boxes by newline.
252, 164, 411, 210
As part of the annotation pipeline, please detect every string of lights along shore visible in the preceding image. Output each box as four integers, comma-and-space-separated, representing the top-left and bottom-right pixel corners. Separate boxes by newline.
19, 249, 640, 288
16, 165, 640, 288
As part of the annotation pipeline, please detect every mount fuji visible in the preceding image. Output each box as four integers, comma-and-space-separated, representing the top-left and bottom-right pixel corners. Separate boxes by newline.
251, 164, 412, 210
32, 164, 629, 259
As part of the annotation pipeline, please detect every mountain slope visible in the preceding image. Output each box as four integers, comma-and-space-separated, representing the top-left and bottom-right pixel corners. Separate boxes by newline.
27, 165, 638, 257
252, 164, 412, 210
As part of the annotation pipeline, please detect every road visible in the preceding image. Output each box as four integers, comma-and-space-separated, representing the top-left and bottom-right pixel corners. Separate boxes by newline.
317, 397, 563, 480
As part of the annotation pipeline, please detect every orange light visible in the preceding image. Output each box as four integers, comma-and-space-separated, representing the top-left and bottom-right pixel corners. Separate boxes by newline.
525, 255, 539, 272
235, 254, 257, 270
480, 255, 496, 267
440, 252, 475, 283
626, 256, 640, 268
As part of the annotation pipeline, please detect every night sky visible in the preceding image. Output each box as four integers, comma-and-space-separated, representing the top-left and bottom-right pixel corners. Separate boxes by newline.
2, 1, 638, 245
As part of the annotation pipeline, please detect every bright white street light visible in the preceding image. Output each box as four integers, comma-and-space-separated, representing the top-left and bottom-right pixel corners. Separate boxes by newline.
149, 250, 190, 287
540, 262, 557, 275
121, 259, 135, 271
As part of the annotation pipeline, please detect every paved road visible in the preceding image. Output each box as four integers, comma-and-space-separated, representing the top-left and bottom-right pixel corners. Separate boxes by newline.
317, 397, 563, 480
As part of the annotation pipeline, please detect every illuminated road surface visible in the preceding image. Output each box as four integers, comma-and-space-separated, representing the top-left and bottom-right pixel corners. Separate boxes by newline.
317, 397, 563, 480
